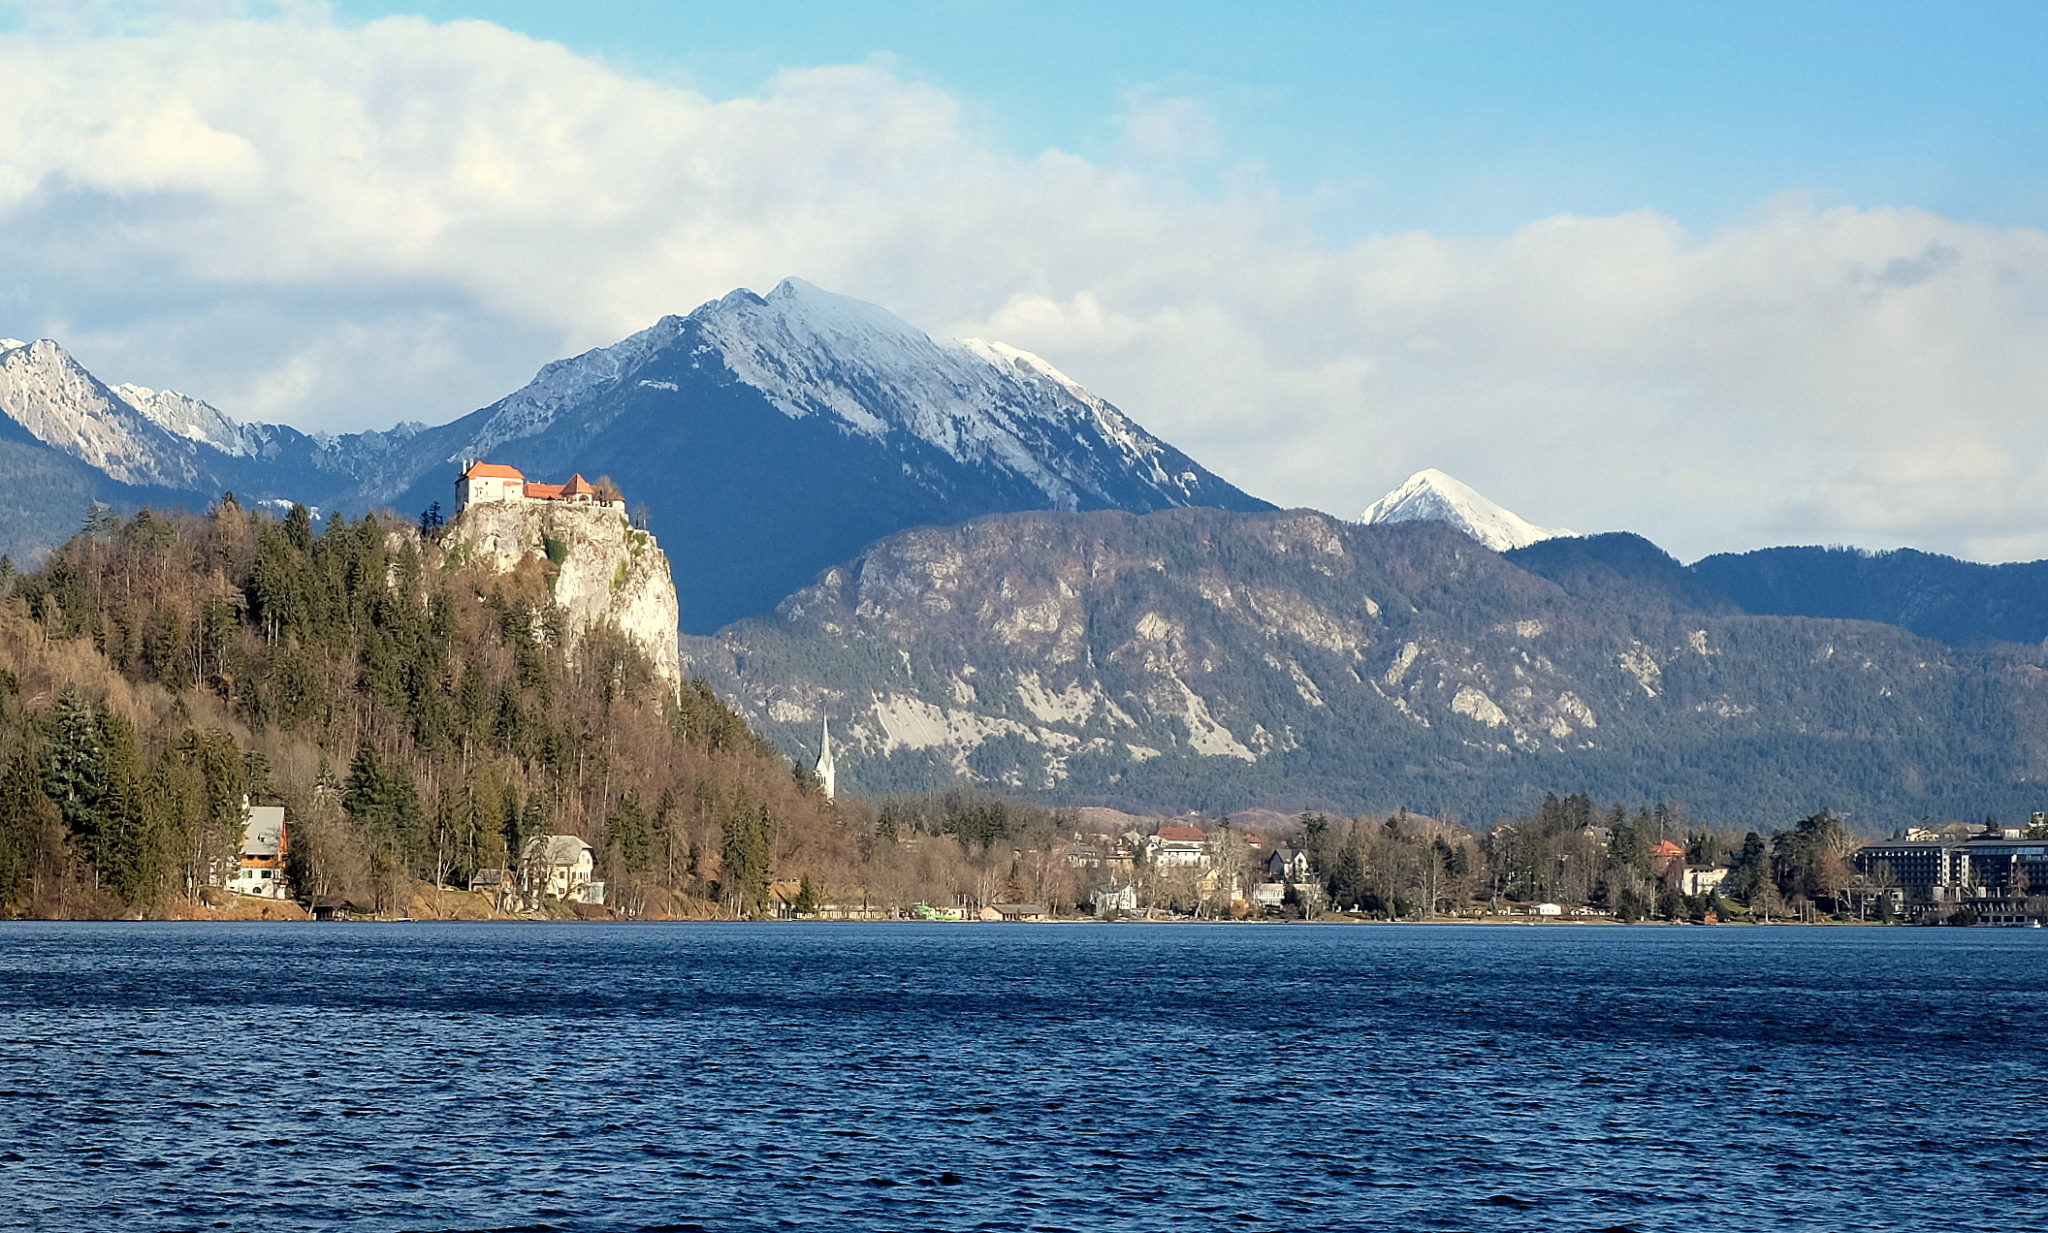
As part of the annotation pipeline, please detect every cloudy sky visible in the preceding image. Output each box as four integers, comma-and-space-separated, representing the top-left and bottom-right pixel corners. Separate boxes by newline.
2, 1, 2045, 562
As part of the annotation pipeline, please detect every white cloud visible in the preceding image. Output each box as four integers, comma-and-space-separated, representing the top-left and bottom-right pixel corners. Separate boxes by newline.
1, 11, 2045, 563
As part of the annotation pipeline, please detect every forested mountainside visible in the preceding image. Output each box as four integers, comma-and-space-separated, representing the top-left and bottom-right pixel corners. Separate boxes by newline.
0, 501, 843, 918
682, 508, 2048, 825
1689, 545, 2048, 647
0, 428, 192, 561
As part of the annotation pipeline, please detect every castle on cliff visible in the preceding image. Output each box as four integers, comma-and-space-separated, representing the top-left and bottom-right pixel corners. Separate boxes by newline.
456, 460, 626, 512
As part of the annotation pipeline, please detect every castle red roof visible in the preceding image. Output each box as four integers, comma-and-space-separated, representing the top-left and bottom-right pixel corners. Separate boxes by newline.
562, 473, 598, 497
462, 461, 525, 481
524, 482, 565, 500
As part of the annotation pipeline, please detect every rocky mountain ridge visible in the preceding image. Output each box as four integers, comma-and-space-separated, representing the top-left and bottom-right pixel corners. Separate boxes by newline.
682, 507, 2048, 825
0, 337, 223, 490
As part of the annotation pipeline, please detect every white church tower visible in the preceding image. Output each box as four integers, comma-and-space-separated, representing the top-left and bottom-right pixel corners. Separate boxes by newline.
815, 719, 837, 799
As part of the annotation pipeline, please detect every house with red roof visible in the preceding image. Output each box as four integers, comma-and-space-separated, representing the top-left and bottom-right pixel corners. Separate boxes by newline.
456, 460, 624, 512
456, 460, 528, 507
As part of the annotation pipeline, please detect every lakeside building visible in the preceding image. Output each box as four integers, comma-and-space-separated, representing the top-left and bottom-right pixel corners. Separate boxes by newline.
983, 903, 1048, 921
522, 835, 605, 906
1682, 866, 1728, 897
1091, 884, 1139, 914
1264, 848, 1312, 883
1146, 825, 1212, 868
1649, 840, 1689, 873
1855, 831, 2048, 924
469, 867, 514, 910
227, 802, 289, 899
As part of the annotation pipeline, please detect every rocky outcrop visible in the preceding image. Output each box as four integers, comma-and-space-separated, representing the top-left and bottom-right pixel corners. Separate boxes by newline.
445, 499, 681, 694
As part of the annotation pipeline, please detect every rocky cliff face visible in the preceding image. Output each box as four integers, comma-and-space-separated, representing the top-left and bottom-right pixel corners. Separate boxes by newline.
444, 500, 681, 693
680, 507, 2048, 824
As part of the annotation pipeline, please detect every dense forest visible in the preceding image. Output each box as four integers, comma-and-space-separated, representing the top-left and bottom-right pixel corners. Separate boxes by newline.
0, 500, 836, 917
1687, 543, 2048, 646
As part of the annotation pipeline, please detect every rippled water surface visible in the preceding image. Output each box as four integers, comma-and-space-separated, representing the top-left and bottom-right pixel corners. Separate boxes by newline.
3, 922, 2045, 1232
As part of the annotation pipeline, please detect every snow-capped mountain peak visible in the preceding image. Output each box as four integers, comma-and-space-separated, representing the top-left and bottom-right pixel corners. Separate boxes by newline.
459, 278, 1256, 513
0, 338, 24, 353
111, 382, 252, 457
389, 277, 1270, 632
1361, 468, 1572, 552
457, 314, 691, 458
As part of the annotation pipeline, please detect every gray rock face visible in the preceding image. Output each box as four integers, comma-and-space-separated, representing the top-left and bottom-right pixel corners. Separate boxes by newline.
0, 338, 214, 488
682, 506, 2048, 824
446, 499, 681, 694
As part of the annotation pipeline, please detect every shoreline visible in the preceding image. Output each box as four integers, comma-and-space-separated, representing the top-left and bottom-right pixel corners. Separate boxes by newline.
0, 911, 1938, 928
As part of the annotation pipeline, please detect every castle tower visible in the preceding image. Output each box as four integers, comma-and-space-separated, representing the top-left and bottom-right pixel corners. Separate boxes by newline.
815, 719, 836, 799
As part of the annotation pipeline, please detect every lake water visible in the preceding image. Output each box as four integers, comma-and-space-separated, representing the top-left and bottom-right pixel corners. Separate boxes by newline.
1, 922, 2044, 1232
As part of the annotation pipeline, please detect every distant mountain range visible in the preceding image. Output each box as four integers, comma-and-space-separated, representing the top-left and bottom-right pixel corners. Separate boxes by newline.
681, 510, 2048, 825
11, 284, 2048, 822
1, 281, 1269, 630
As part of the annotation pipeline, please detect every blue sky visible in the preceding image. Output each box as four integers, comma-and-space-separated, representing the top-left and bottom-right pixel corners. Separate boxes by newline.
2, 1, 2046, 560
323, 0, 2048, 236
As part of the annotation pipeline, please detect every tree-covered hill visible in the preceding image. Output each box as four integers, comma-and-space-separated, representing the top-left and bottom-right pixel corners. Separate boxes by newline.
0, 501, 842, 918
1689, 544, 2048, 647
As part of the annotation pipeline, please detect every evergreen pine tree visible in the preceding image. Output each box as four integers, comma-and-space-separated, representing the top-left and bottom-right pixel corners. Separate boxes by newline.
42, 688, 106, 848
284, 503, 315, 552
0, 751, 58, 912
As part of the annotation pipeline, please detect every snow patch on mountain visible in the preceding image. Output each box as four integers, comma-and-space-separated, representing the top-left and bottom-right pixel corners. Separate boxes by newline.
1361, 469, 1572, 552
465, 315, 690, 457
456, 277, 1230, 511
113, 383, 252, 457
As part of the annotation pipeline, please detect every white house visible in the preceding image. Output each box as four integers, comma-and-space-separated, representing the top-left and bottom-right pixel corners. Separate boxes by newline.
1091, 884, 1139, 914
227, 803, 289, 898
1264, 848, 1313, 883
1145, 825, 1211, 868
522, 834, 601, 904
456, 461, 529, 508
1682, 866, 1730, 896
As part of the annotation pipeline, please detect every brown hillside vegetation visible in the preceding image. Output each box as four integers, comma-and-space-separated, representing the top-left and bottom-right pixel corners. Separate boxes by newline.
0, 500, 867, 918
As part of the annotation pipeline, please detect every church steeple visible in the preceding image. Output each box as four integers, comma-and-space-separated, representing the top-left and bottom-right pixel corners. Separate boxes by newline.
815, 719, 836, 799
